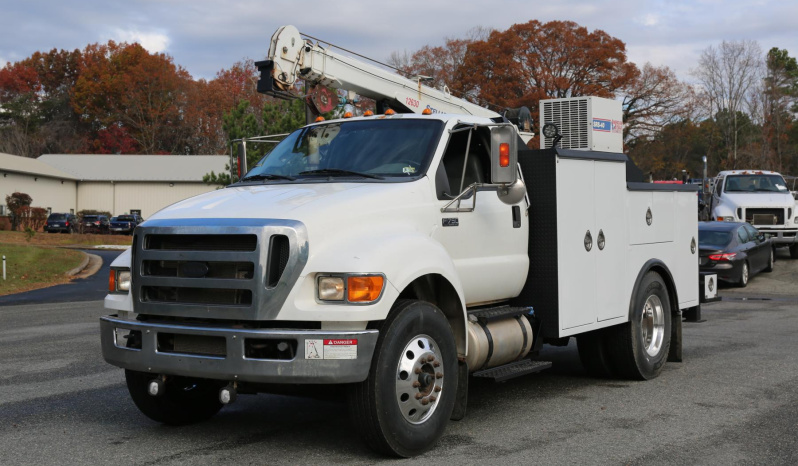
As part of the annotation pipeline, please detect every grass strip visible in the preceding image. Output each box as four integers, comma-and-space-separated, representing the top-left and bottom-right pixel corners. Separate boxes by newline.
0, 244, 85, 296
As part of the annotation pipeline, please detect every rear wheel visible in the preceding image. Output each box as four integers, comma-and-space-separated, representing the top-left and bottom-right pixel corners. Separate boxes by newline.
605, 272, 672, 380
125, 370, 223, 425
738, 261, 749, 287
348, 300, 457, 457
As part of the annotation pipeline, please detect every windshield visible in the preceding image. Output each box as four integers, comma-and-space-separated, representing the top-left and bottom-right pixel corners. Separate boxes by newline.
699, 230, 733, 248
243, 119, 443, 182
724, 174, 788, 193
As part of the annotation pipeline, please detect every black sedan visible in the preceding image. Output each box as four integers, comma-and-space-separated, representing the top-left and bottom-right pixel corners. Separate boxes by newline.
698, 221, 774, 287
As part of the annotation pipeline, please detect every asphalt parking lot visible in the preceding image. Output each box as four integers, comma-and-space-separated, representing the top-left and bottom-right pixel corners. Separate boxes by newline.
0, 249, 796, 464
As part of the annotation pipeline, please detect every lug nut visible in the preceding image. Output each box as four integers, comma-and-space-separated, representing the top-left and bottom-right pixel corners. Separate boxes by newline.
430, 395, 437, 402
433, 362, 440, 367
434, 386, 442, 393
436, 372, 443, 379
427, 355, 435, 362
414, 368, 422, 374
412, 381, 421, 388
415, 393, 424, 400
421, 397, 429, 406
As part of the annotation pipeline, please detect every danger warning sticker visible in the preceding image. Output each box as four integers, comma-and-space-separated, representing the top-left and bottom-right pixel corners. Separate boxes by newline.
305, 339, 358, 360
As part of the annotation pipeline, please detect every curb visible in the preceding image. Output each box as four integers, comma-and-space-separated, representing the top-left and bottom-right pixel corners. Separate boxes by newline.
65, 251, 90, 276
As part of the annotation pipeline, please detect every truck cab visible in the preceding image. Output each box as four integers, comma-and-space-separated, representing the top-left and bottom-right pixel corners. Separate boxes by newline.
710, 170, 798, 257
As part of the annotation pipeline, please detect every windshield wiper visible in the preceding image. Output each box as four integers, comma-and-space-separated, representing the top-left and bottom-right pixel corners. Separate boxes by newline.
298, 168, 384, 180
240, 173, 296, 182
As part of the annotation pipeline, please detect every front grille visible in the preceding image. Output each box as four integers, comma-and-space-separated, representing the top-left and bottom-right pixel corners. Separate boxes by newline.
745, 208, 784, 225
146, 234, 257, 251
142, 286, 252, 305
132, 219, 309, 321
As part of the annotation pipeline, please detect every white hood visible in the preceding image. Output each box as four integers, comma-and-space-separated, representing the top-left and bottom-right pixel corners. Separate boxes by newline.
722, 192, 794, 208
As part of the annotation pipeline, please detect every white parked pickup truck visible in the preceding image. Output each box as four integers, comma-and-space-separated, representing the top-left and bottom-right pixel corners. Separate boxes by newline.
709, 170, 798, 258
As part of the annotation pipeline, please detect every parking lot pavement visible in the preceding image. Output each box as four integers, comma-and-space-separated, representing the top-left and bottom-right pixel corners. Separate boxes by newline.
0, 249, 123, 306
1, 263, 797, 464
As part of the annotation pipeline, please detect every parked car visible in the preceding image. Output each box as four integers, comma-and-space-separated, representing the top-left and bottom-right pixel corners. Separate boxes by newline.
81, 215, 110, 234
44, 213, 78, 234
698, 221, 774, 287
109, 214, 143, 235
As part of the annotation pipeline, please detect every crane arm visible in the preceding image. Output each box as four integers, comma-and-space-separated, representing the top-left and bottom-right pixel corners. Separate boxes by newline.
256, 25, 500, 118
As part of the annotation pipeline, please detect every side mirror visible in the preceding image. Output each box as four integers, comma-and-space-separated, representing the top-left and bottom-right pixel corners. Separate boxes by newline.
236, 142, 248, 179
490, 125, 517, 185
758, 234, 765, 242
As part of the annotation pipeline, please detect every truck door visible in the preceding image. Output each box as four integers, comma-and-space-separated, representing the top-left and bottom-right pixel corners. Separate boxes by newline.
432, 125, 529, 305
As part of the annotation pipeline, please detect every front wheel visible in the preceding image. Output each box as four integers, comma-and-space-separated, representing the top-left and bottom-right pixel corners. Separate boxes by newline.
125, 370, 224, 425
605, 271, 672, 380
348, 300, 458, 457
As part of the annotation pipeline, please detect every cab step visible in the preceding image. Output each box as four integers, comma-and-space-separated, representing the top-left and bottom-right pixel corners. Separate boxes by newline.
472, 359, 552, 382
467, 305, 533, 324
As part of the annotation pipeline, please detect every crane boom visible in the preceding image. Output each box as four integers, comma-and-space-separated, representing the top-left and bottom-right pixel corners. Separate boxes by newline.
256, 25, 501, 118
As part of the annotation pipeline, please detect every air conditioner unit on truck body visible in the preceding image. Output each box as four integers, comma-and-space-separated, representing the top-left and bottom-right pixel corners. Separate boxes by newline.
99, 25, 715, 457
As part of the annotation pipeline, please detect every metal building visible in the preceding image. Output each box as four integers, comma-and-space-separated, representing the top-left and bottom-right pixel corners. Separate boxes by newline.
1, 153, 227, 220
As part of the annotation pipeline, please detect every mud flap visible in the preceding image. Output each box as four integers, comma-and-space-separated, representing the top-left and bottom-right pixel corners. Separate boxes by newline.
450, 360, 468, 421
667, 309, 682, 362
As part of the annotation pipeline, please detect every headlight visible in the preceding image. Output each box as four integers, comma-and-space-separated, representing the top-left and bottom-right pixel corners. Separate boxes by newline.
317, 274, 385, 304
318, 276, 345, 301
109, 268, 131, 293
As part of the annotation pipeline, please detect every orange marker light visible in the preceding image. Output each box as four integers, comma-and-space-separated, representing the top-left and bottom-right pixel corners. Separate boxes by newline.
314, 116, 326, 122
499, 143, 510, 167
384, 108, 396, 115
347, 275, 384, 302
108, 269, 116, 292
422, 108, 432, 115
363, 110, 374, 116
343, 112, 353, 118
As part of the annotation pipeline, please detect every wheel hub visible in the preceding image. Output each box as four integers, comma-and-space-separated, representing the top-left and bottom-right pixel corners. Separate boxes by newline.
395, 335, 444, 424
641, 295, 665, 357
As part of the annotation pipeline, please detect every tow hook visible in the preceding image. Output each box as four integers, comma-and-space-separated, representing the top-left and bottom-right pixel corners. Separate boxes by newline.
219, 382, 238, 404
147, 376, 166, 397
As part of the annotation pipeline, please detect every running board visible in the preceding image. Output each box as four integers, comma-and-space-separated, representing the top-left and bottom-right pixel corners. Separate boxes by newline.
472, 359, 552, 382
467, 305, 532, 324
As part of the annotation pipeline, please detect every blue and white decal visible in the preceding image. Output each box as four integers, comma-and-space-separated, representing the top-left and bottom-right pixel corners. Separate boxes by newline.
592, 118, 611, 132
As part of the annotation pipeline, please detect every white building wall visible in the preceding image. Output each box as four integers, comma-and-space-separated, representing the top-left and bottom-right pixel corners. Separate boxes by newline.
76, 182, 114, 214
1, 172, 77, 214
76, 181, 221, 218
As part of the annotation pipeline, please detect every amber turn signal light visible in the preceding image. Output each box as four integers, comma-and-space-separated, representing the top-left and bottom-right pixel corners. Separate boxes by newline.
108, 269, 116, 293
347, 275, 384, 302
499, 143, 510, 167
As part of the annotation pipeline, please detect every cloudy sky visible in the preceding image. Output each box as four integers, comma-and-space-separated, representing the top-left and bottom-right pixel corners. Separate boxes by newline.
1, 0, 796, 83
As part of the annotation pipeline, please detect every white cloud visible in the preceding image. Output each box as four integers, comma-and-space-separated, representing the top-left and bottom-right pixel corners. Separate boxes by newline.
109, 29, 170, 53
636, 14, 660, 27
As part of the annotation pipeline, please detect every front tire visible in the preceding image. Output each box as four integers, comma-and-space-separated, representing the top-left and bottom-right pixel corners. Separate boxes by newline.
605, 272, 672, 380
125, 370, 224, 425
764, 248, 774, 272
348, 300, 458, 457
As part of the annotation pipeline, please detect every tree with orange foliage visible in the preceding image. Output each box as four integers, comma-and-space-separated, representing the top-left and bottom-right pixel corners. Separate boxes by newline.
72, 41, 193, 154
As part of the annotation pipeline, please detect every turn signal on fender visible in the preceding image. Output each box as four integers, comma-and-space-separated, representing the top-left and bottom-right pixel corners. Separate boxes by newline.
108, 269, 116, 293
347, 275, 384, 302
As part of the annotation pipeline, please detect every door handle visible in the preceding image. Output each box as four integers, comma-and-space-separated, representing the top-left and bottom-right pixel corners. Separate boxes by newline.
597, 229, 605, 250
584, 230, 593, 252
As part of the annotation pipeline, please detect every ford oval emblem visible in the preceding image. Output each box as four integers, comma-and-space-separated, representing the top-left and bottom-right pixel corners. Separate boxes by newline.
180, 261, 209, 278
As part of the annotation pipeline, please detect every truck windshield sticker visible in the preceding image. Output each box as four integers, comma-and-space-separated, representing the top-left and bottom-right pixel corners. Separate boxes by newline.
403, 166, 416, 174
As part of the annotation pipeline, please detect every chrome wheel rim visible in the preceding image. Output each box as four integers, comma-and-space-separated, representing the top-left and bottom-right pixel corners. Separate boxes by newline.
769, 251, 774, 269
742, 262, 748, 285
640, 295, 665, 357
395, 334, 444, 424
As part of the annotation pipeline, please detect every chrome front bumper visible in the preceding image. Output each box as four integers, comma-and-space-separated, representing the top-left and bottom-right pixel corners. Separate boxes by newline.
758, 228, 798, 244
100, 315, 378, 384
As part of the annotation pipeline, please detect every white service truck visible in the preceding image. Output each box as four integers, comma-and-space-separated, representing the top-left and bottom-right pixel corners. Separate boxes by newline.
100, 26, 713, 457
709, 170, 798, 258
